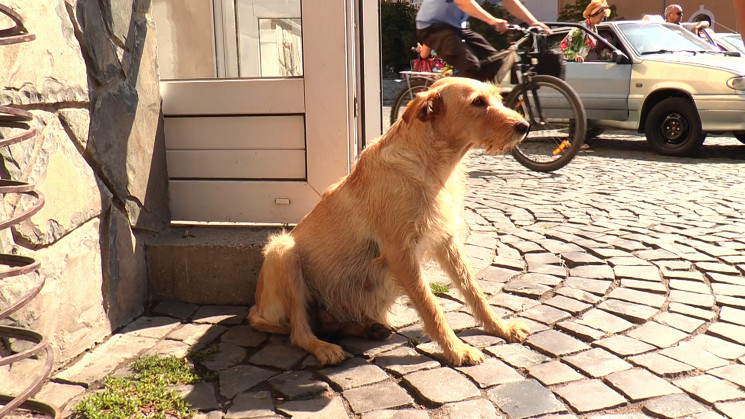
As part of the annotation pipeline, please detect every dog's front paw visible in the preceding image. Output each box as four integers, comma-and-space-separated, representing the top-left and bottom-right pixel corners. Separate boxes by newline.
313, 342, 346, 366
504, 321, 530, 343
447, 343, 485, 366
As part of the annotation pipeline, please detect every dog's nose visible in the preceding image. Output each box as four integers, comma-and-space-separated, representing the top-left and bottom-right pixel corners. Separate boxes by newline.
514, 121, 530, 136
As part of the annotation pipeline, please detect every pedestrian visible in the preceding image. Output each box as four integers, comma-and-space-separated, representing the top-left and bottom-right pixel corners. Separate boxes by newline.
559, 0, 611, 62
664, 4, 708, 34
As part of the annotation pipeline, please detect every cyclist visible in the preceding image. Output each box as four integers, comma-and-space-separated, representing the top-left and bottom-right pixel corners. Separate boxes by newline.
415, 0, 551, 82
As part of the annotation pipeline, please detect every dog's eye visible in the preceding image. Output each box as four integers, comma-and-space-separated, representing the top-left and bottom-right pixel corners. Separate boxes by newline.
472, 97, 487, 107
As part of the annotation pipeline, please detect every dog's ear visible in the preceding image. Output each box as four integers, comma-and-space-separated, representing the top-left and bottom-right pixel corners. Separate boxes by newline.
401, 91, 443, 124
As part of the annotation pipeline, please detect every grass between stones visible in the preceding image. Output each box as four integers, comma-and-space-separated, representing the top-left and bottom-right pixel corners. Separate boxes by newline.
429, 283, 450, 295
72, 355, 200, 418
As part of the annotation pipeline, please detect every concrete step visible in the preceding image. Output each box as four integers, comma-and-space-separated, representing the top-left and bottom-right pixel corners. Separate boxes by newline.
146, 226, 280, 305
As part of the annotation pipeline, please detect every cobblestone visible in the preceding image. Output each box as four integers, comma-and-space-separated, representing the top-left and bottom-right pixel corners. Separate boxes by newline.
39, 133, 745, 418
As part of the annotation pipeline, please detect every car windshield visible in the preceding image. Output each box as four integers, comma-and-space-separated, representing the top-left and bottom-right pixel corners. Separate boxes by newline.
617, 22, 717, 55
721, 34, 745, 54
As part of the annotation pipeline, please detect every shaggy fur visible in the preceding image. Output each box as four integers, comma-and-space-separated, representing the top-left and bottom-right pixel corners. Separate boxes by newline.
248, 77, 531, 366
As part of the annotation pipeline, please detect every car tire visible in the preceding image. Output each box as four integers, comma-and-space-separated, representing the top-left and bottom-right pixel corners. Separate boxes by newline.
733, 131, 745, 144
644, 97, 705, 156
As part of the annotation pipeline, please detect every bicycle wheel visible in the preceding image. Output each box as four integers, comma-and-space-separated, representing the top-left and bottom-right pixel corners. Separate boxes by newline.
390, 78, 431, 126
505, 75, 586, 172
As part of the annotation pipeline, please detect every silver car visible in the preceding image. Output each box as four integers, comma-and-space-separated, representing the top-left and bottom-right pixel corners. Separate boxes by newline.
548, 21, 745, 155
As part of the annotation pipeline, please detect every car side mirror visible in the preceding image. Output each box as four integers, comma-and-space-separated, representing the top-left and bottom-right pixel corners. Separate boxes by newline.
612, 50, 629, 64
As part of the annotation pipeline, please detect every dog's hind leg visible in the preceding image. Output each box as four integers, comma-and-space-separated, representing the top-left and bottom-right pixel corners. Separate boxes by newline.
434, 237, 529, 343
386, 249, 485, 366
249, 234, 345, 365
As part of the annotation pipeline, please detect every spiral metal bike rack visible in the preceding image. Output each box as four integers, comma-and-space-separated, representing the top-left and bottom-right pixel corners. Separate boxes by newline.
1, 4, 59, 418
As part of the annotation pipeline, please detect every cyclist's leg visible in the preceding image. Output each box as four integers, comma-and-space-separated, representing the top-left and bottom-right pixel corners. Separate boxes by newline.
417, 24, 481, 79
458, 29, 504, 82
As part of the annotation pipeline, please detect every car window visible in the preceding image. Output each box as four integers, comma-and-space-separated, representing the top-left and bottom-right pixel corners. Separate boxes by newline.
617, 22, 716, 55
722, 35, 745, 54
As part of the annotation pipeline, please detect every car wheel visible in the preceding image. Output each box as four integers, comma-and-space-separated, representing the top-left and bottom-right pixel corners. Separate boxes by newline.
644, 97, 705, 156
587, 126, 605, 139
734, 131, 745, 144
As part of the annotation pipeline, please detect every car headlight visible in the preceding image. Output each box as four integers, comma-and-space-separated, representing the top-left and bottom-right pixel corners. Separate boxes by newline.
727, 76, 745, 91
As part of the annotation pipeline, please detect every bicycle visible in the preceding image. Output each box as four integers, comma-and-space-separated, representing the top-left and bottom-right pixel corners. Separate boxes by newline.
390, 24, 587, 172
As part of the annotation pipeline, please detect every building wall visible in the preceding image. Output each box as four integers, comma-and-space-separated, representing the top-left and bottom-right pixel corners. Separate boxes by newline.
0, 0, 169, 368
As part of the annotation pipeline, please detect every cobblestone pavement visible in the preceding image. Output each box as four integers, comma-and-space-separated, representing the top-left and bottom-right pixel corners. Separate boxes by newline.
38, 133, 745, 418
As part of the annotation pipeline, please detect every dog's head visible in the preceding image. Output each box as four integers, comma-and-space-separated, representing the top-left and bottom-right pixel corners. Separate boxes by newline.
401, 77, 529, 154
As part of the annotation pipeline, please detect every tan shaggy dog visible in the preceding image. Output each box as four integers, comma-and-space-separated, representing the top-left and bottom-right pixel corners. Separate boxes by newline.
248, 77, 531, 366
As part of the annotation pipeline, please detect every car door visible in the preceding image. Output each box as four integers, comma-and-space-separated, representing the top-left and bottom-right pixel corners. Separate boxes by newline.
558, 25, 632, 121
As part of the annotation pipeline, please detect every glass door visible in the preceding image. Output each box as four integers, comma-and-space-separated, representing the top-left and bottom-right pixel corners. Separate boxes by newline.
153, 0, 370, 224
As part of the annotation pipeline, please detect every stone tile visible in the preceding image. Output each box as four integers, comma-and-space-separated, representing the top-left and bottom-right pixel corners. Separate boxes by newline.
522, 272, 564, 286
436, 399, 499, 419
35, 382, 86, 415
219, 365, 277, 398
660, 343, 729, 371
374, 346, 440, 376
562, 251, 604, 267
707, 322, 745, 345
457, 329, 505, 348
709, 273, 745, 286
403, 367, 479, 405
320, 357, 389, 390
668, 302, 717, 321
502, 280, 553, 299
344, 381, 414, 413
200, 341, 246, 371
556, 320, 607, 341
599, 300, 659, 323
661, 269, 704, 281
54, 333, 159, 384
643, 394, 709, 418
119, 316, 182, 338
673, 374, 745, 404
609, 288, 666, 308
716, 295, 745, 310
167, 323, 227, 350
526, 330, 590, 357
654, 312, 705, 334
628, 353, 695, 377
144, 339, 191, 358
563, 348, 632, 378
577, 309, 634, 334
708, 364, 745, 388
605, 369, 682, 401
339, 333, 408, 358
620, 279, 667, 294
563, 277, 613, 296
221, 325, 268, 347
455, 357, 524, 388
488, 292, 540, 312
608, 256, 653, 267
174, 382, 220, 411
487, 379, 566, 419
225, 391, 274, 418
362, 409, 429, 419
248, 344, 308, 370
553, 379, 627, 413
570, 265, 615, 280
443, 311, 478, 332
192, 305, 249, 325
714, 400, 745, 419
528, 264, 569, 278
544, 295, 592, 315
669, 290, 715, 308
668, 280, 711, 294
485, 343, 550, 368
593, 336, 655, 357
267, 370, 332, 400
697, 262, 741, 275
152, 299, 199, 320
688, 334, 745, 360
479, 266, 522, 282
520, 305, 572, 325
525, 252, 562, 266
720, 306, 745, 326
277, 396, 349, 418
613, 265, 661, 282
527, 361, 584, 386
626, 322, 687, 348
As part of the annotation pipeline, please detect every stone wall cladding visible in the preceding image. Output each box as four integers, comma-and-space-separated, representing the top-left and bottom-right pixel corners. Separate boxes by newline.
0, 0, 168, 367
